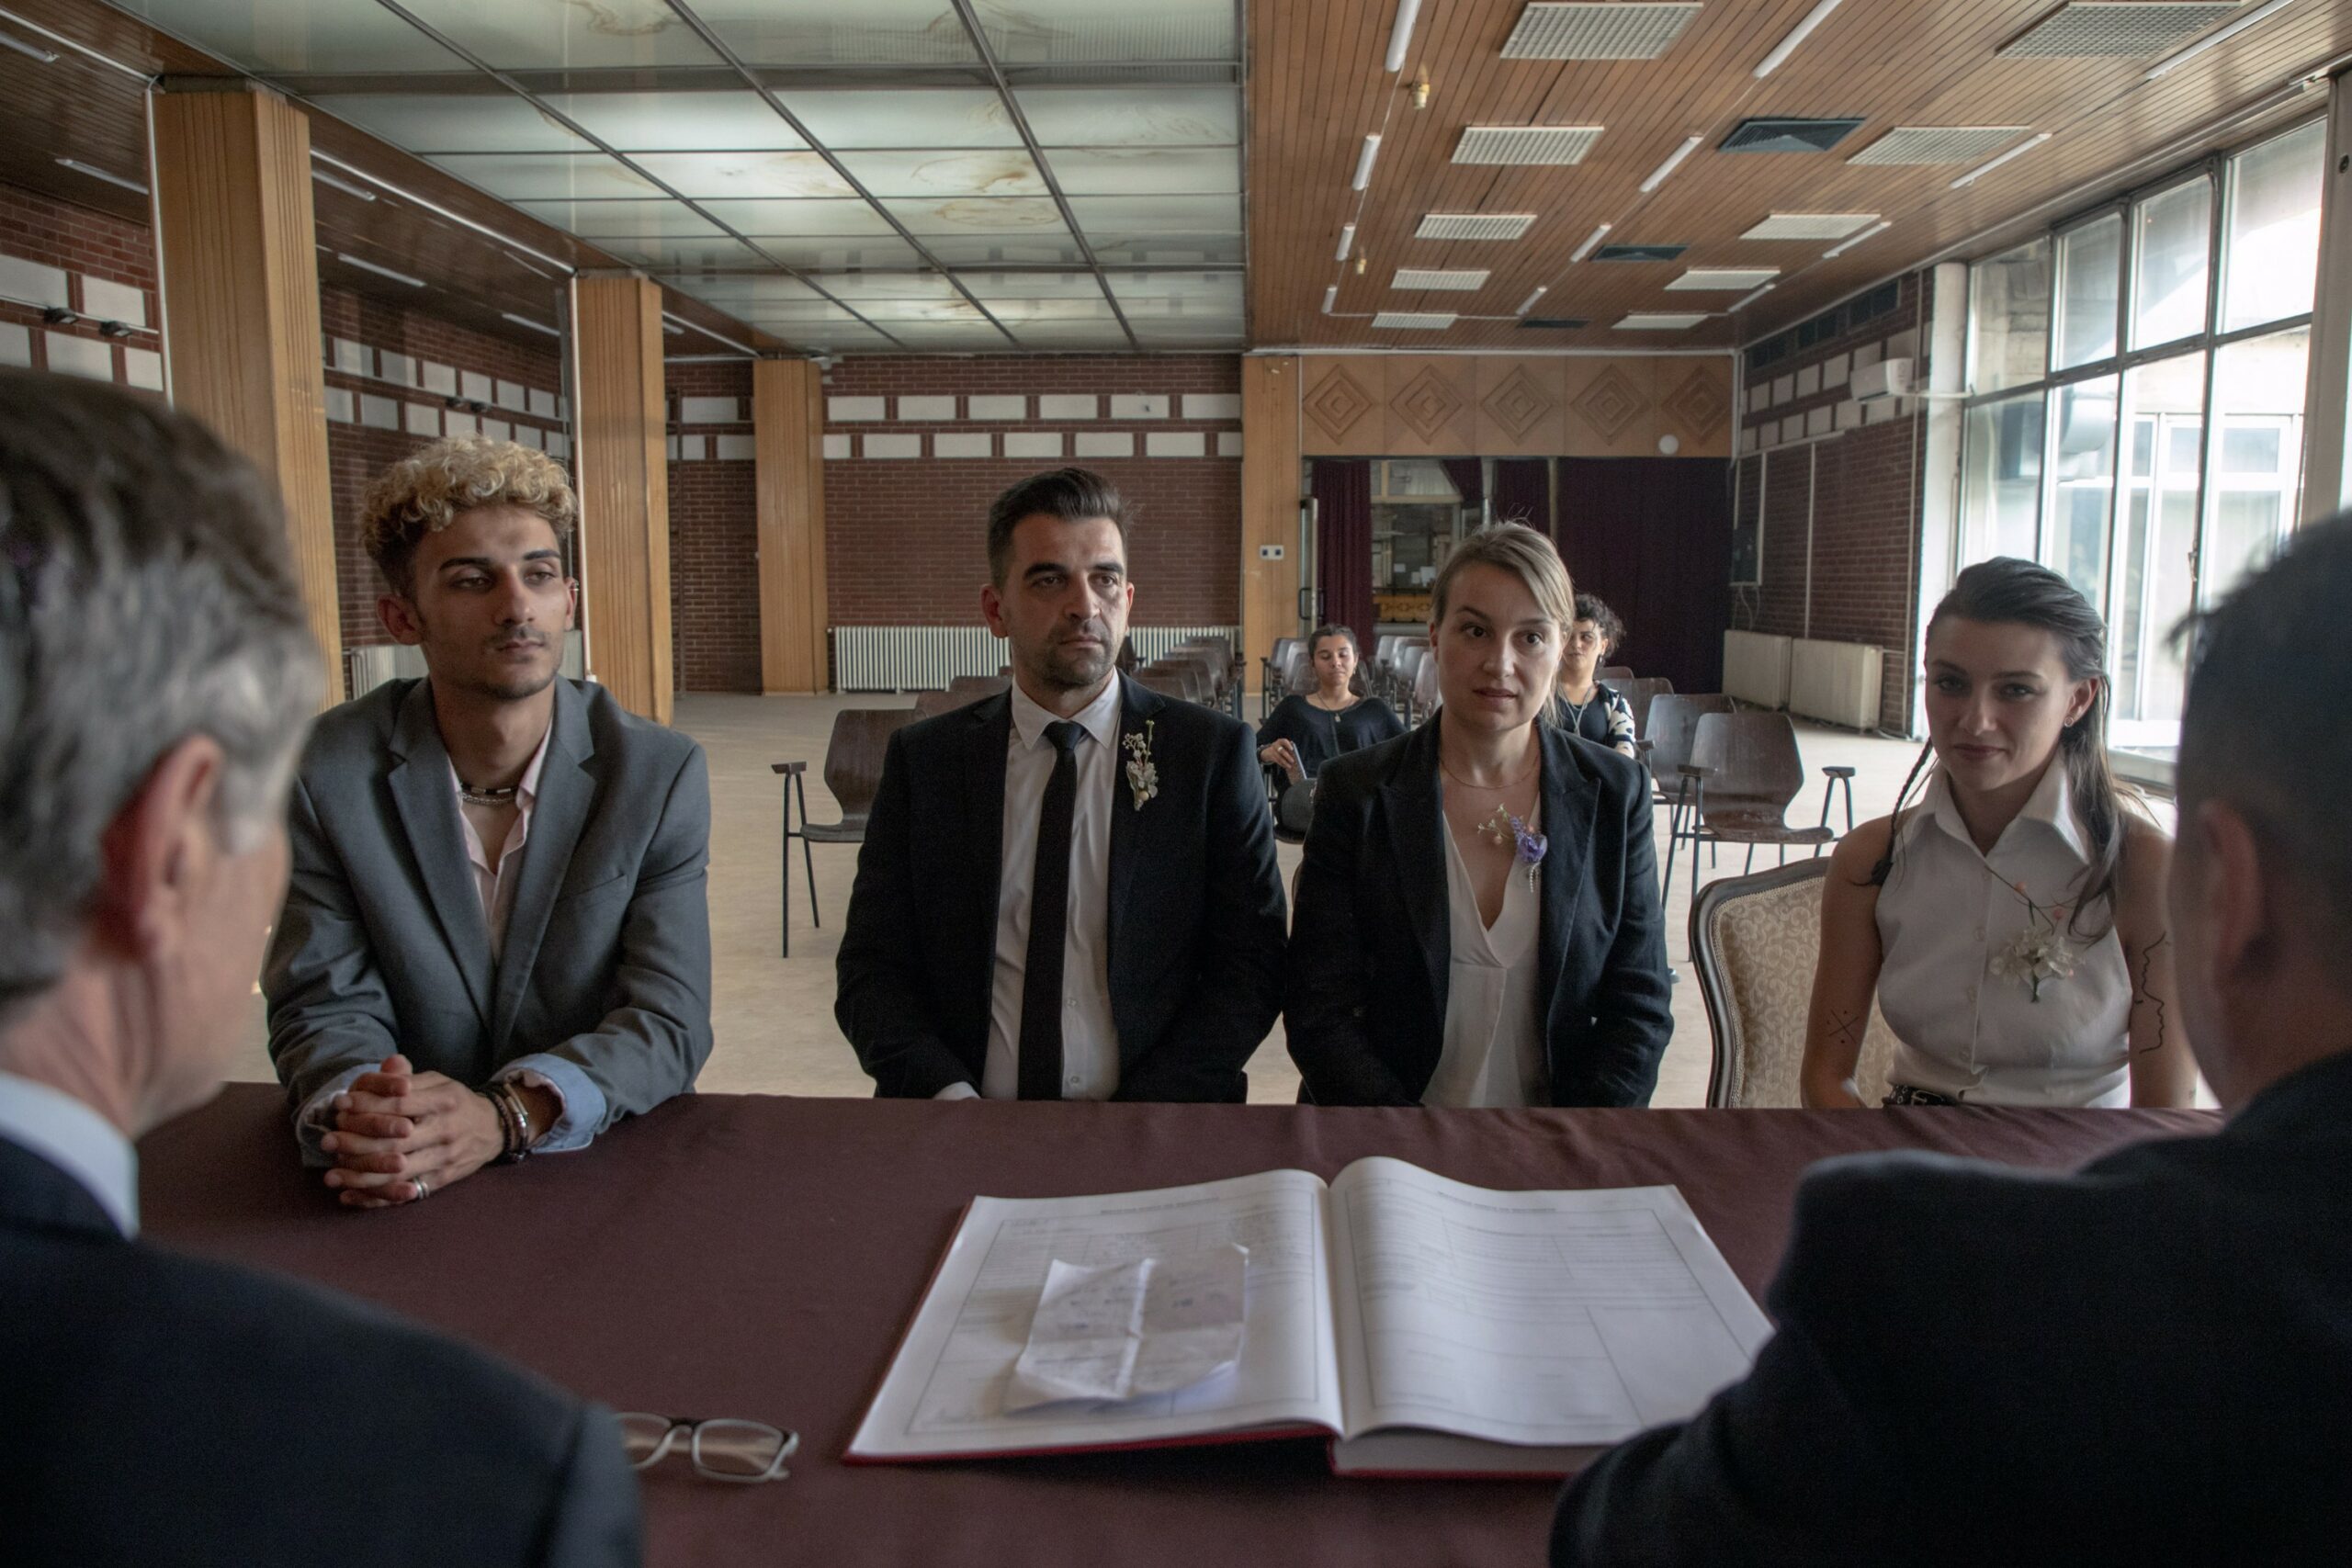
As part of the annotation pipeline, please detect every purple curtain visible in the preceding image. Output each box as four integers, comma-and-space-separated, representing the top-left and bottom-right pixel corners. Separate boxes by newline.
1554, 457, 1733, 695
1309, 458, 1374, 642
1438, 458, 1486, 512
1490, 458, 1552, 537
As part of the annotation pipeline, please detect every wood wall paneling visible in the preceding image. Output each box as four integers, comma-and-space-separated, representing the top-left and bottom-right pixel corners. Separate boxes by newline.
1472, 356, 1568, 456
754, 358, 831, 694
1297, 354, 1732, 457
1300, 355, 1386, 456
151, 85, 343, 705
1378, 355, 1480, 457
1239, 355, 1304, 685
571, 275, 673, 725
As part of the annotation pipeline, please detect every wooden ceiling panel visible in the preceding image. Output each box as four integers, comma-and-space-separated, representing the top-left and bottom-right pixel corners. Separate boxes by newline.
1250, 0, 2352, 353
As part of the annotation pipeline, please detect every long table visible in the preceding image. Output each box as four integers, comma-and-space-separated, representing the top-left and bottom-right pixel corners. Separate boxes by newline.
141, 1086, 2215, 1567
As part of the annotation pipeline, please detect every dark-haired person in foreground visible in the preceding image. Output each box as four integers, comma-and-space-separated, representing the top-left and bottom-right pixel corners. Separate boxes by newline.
838, 468, 1285, 1100
266, 436, 711, 1206
1552, 516, 2352, 1563
0, 371, 639, 1564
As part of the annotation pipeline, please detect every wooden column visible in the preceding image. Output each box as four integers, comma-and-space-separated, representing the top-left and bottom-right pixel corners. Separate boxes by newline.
753, 358, 830, 693
570, 275, 673, 725
1239, 355, 1303, 692
149, 83, 341, 698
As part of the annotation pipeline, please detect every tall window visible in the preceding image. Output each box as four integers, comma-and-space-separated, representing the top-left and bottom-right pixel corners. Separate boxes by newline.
1956, 119, 2327, 760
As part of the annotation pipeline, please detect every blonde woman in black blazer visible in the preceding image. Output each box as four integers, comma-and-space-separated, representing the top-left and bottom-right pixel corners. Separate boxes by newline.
1284, 525, 1672, 1107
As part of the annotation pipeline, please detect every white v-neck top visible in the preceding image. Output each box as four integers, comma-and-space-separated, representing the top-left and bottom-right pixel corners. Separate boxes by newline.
1422, 802, 1547, 1108
1875, 762, 2132, 1107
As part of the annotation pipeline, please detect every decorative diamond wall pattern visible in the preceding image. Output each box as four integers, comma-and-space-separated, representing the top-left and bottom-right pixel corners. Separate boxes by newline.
1304, 367, 1376, 441
1570, 366, 1649, 443
1661, 367, 1729, 441
1482, 367, 1556, 442
1390, 366, 1464, 441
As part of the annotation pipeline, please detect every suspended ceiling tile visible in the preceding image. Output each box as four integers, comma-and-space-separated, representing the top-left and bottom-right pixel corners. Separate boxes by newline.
391, 0, 726, 71
660, 274, 823, 304
514, 198, 726, 239
979, 0, 1236, 63
686, 1, 980, 67
846, 298, 991, 322
307, 93, 588, 155
951, 270, 1108, 299
427, 152, 666, 201
1102, 271, 1245, 306
1015, 85, 1239, 148
1066, 194, 1241, 234
727, 300, 872, 325
836, 149, 1048, 198
774, 87, 1019, 149
740, 238, 927, 270
695, 198, 901, 237
1009, 323, 1137, 349
117, 0, 469, 73
972, 297, 1122, 323
1085, 234, 1244, 265
604, 235, 769, 270
805, 271, 963, 300
540, 91, 807, 152
1037, 146, 1239, 197
881, 321, 1020, 347
1996, 3, 2239, 59
921, 236, 1091, 266
883, 196, 1068, 236
627, 152, 859, 200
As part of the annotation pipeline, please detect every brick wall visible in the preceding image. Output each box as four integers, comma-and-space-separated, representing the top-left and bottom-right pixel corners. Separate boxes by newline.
0, 180, 164, 394
1736, 272, 1932, 733
665, 358, 761, 694
820, 355, 1242, 629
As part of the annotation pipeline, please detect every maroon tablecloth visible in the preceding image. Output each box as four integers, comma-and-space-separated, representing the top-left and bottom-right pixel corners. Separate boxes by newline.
140, 1086, 2216, 1567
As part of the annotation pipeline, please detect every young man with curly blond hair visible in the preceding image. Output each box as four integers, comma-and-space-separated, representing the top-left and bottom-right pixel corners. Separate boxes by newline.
265, 435, 711, 1207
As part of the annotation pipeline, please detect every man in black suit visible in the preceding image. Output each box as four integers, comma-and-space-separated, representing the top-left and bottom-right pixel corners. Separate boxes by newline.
0, 371, 639, 1564
838, 468, 1284, 1101
1551, 513, 2352, 1563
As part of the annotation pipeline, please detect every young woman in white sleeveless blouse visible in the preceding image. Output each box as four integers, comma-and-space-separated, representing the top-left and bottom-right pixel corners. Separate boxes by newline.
1801, 558, 2197, 1109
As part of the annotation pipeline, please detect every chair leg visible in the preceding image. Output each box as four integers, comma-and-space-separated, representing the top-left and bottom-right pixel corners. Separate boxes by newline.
796, 775, 820, 929
779, 784, 792, 960
1745, 843, 1757, 874
1841, 775, 1856, 834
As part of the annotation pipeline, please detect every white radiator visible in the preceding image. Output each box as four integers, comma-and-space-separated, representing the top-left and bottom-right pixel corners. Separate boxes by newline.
1722, 630, 1792, 710
345, 631, 585, 700
1789, 638, 1883, 731
831, 625, 1238, 693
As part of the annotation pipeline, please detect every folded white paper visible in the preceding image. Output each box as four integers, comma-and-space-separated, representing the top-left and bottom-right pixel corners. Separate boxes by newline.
1005, 1244, 1248, 1412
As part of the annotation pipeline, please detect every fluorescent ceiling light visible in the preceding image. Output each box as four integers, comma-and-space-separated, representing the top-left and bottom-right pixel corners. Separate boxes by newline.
502, 312, 560, 338
662, 315, 687, 335
1615, 312, 1706, 330
1352, 134, 1382, 192
1569, 222, 1612, 262
335, 253, 424, 288
1392, 268, 1489, 290
1728, 282, 1776, 311
1741, 212, 1878, 241
1638, 134, 1702, 193
1822, 219, 1893, 257
312, 167, 377, 203
2147, 0, 2301, 79
0, 28, 57, 62
1951, 131, 2052, 188
1337, 222, 1356, 262
1372, 310, 1455, 329
1753, 0, 1843, 78
55, 157, 145, 197
1666, 266, 1781, 290
1323, 285, 1339, 314
1386, 0, 1424, 72
312, 152, 576, 278
1515, 286, 1548, 315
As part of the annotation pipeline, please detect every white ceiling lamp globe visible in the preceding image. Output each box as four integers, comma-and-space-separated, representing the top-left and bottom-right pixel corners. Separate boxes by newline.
1657, 434, 1680, 456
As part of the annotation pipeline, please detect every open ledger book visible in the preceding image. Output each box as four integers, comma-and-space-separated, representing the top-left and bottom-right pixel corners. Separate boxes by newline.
847, 1157, 1772, 1476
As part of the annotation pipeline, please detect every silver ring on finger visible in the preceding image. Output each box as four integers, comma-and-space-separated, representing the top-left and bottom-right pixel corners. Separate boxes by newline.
413, 1174, 430, 1201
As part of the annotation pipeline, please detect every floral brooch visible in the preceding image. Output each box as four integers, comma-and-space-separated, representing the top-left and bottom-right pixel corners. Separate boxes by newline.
1121, 720, 1159, 811
1478, 807, 1547, 891
1989, 885, 2077, 1002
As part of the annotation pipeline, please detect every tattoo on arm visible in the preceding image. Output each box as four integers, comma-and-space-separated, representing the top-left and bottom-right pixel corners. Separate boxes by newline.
1826, 1009, 1866, 1054
2130, 932, 2171, 1056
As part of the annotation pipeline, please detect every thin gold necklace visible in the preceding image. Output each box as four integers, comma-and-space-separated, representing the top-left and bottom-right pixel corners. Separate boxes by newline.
1438, 753, 1539, 791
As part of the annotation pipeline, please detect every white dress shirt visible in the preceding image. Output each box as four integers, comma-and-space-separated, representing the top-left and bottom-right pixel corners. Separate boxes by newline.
948, 672, 1125, 1100
448, 726, 551, 963
1875, 763, 2132, 1107
1422, 804, 1547, 1108
0, 1070, 137, 1235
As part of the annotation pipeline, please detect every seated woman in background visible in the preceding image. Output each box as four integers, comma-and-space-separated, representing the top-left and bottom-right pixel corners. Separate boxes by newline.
1255, 624, 1404, 785
1800, 558, 2193, 1109
1285, 525, 1671, 1108
1551, 593, 1638, 758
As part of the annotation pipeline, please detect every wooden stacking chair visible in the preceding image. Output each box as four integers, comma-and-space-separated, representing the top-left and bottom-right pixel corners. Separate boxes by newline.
1679, 711, 1838, 902
947, 674, 1009, 701
772, 707, 922, 957
1261, 637, 1301, 716
911, 691, 966, 718
1625, 676, 1675, 741
1411, 654, 1442, 720
1645, 693, 1736, 889
1690, 860, 1899, 1107
1599, 664, 1634, 686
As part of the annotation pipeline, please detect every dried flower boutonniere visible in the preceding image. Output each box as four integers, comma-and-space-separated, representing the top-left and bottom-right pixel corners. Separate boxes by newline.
1478, 807, 1548, 892
1987, 880, 2078, 1002
1121, 720, 1159, 811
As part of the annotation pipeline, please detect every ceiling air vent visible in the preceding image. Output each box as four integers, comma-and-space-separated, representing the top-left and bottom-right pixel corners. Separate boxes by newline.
1849, 125, 2035, 164
1615, 312, 1707, 330
1590, 243, 1687, 263
1742, 212, 1880, 241
1392, 268, 1489, 290
1718, 117, 1864, 154
1372, 311, 1457, 330
1500, 2, 1702, 60
1667, 266, 1781, 290
1415, 212, 1537, 241
1997, 3, 2238, 58
1453, 125, 1606, 165
1520, 316, 1591, 330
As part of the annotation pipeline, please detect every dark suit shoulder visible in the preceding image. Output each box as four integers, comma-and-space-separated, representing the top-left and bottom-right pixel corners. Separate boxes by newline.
575, 680, 699, 773
1553, 727, 1646, 799
1311, 725, 1417, 807
300, 676, 414, 770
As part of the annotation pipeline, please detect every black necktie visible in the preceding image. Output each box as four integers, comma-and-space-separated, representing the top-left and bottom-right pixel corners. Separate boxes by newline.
1019, 720, 1083, 1100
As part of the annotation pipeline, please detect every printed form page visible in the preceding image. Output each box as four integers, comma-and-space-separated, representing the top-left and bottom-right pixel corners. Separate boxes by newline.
1328, 1158, 1772, 1449
849, 1168, 1344, 1459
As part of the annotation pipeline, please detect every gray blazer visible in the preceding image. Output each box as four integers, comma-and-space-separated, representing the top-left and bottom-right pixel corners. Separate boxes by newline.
265, 677, 713, 1136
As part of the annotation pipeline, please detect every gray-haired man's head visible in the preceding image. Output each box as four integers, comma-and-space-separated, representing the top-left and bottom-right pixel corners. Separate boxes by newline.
0, 369, 319, 1109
